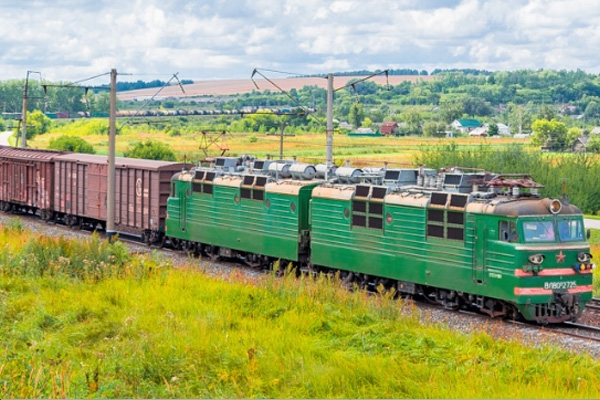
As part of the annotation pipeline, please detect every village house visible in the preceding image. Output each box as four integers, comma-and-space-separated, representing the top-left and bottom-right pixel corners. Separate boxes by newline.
450, 118, 483, 134
380, 121, 399, 136
571, 136, 590, 152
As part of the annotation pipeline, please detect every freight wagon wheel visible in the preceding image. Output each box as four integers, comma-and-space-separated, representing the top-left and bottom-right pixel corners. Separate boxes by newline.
46, 211, 55, 222
66, 215, 80, 229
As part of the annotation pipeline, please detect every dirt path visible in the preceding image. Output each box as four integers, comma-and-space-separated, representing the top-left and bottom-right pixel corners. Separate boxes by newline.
0, 131, 13, 146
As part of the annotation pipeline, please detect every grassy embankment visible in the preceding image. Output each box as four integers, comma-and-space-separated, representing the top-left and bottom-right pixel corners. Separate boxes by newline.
1, 219, 600, 398
589, 229, 600, 294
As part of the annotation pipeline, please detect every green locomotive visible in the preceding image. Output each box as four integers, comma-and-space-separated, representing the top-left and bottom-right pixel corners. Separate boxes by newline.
166, 158, 594, 323
166, 157, 320, 267
310, 168, 593, 323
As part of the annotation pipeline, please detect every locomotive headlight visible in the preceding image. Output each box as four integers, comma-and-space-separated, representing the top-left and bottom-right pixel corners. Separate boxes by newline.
528, 254, 545, 265
549, 199, 562, 214
577, 252, 592, 263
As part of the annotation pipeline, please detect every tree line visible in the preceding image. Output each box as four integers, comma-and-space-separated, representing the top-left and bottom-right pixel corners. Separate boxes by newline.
4, 68, 600, 146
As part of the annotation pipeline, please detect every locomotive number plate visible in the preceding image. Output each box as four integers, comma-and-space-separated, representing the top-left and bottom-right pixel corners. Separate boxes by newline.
544, 281, 576, 290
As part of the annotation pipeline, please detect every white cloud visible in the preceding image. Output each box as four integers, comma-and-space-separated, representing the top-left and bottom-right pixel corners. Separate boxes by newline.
1, 0, 600, 81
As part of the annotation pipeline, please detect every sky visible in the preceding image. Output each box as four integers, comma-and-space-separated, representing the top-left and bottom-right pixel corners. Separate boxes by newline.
1, 0, 600, 84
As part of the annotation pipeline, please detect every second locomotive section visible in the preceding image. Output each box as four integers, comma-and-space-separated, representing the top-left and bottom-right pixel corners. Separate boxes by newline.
166, 159, 594, 324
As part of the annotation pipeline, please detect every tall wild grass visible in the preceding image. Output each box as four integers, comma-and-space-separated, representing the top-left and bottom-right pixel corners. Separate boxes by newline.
1, 220, 600, 398
416, 143, 600, 214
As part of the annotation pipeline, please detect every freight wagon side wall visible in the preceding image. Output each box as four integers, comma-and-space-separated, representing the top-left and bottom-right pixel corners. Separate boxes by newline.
0, 150, 56, 211
115, 166, 181, 232
54, 160, 94, 218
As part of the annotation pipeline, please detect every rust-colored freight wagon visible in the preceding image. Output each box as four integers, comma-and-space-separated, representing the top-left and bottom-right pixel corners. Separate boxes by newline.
53, 153, 186, 243
0, 145, 64, 219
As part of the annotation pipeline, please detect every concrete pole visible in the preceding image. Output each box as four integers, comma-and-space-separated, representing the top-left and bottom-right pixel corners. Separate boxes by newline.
21, 75, 29, 148
326, 73, 334, 171
279, 122, 288, 160
107, 68, 117, 240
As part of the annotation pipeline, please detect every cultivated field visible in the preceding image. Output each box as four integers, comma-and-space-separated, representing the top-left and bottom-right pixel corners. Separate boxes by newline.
117, 75, 434, 100
30, 128, 526, 168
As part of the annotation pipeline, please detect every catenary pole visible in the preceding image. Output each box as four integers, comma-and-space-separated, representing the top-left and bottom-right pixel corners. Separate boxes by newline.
326, 73, 334, 174
107, 68, 117, 240
21, 77, 28, 148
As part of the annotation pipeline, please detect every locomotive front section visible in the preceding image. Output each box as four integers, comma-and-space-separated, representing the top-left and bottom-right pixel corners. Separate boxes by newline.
495, 198, 594, 323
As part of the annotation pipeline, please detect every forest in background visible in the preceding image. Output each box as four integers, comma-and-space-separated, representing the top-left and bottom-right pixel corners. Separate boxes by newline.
2, 68, 600, 134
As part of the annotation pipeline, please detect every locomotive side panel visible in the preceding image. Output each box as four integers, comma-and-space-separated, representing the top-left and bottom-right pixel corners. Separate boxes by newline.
311, 189, 476, 293
169, 175, 313, 261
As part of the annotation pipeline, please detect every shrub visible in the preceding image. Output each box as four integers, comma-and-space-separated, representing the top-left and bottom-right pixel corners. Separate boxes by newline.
48, 135, 95, 154
124, 140, 176, 161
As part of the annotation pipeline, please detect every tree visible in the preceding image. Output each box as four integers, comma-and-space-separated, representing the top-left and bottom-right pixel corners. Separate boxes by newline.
488, 122, 499, 136
566, 127, 582, 144
48, 135, 95, 154
348, 103, 365, 128
531, 119, 568, 149
399, 109, 423, 135
463, 96, 494, 117
422, 121, 447, 137
584, 100, 600, 122
505, 103, 532, 135
26, 110, 52, 139
587, 136, 600, 153
439, 98, 464, 123
536, 104, 557, 121
124, 140, 176, 161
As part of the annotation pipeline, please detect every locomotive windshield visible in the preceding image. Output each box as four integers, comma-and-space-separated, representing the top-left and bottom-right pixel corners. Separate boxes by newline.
522, 221, 555, 242
557, 219, 584, 241
521, 219, 585, 243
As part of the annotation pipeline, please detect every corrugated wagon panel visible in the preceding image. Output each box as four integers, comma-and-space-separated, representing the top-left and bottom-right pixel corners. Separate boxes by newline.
52, 152, 183, 234
0, 146, 62, 212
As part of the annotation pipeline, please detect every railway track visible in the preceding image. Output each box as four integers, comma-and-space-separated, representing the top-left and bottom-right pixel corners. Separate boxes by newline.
585, 298, 600, 311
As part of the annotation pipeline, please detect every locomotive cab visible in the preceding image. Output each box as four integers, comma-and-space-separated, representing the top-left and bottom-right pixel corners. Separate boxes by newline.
482, 198, 594, 323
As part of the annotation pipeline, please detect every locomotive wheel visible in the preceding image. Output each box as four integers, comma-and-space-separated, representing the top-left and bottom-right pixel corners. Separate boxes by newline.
243, 253, 260, 268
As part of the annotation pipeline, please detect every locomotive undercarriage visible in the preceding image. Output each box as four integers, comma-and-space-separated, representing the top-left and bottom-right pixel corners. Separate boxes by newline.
168, 238, 304, 273
162, 238, 582, 324
305, 264, 521, 318
524, 292, 582, 324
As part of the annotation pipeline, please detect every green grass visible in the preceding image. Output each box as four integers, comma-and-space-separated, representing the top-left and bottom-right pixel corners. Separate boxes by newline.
1, 221, 600, 398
